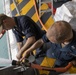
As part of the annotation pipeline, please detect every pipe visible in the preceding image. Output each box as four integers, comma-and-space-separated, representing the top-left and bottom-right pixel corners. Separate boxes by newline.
47, 3, 56, 15
12, 0, 21, 15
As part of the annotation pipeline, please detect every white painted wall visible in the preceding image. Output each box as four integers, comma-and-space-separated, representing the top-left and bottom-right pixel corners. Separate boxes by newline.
3, 0, 18, 60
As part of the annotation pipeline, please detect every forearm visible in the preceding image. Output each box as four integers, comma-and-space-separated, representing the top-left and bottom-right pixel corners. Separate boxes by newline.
26, 39, 44, 53
18, 39, 44, 61
20, 36, 36, 54
17, 42, 23, 51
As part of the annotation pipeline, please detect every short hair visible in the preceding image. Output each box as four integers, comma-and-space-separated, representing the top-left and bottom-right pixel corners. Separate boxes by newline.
46, 21, 72, 42
0, 14, 8, 27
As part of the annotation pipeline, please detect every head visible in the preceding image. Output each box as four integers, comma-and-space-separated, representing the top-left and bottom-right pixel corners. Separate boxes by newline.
0, 14, 16, 34
46, 21, 73, 43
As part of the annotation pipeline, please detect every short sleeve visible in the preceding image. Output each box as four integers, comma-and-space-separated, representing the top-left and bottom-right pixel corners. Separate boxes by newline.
24, 27, 35, 39
12, 29, 23, 42
42, 34, 49, 43
20, 16, 35, 39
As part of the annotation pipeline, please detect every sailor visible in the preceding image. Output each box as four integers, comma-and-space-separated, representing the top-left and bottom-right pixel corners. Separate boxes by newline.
0, 14, 46, 60
20, 21, 76, 67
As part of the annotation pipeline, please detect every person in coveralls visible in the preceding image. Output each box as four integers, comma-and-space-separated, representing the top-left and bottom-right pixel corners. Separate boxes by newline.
0, 14, 46, 60
20, 21, 76, 75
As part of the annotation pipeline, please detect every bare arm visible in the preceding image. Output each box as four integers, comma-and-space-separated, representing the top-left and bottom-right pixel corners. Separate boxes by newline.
26, 39, 44, 53
21, 36, 36, 53
20, 39, 44, 61
16, 36, 36, 59
17, 42, 23, 52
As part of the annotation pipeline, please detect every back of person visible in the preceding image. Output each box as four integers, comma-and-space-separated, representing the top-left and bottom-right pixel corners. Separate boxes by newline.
13, 15, 46, 42
24, 16, 46, 40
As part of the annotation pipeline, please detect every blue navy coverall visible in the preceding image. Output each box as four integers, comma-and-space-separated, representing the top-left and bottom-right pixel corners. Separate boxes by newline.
12, 15, 45, 55
42, 30, 76, 67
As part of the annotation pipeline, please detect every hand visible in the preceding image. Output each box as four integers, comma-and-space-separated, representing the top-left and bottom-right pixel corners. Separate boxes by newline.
71, 60, 76, 67
19, 50, 30, 62
16, 51, 22, 60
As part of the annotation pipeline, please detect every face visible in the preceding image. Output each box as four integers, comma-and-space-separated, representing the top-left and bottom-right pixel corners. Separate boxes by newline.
0, 17, 16, 38
3, 17, 15, 30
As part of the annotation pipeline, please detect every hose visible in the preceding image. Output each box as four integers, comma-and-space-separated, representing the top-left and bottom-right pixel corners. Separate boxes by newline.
31, 62, 72, 73
12, 60, 73, 73
33, 0, 47, 32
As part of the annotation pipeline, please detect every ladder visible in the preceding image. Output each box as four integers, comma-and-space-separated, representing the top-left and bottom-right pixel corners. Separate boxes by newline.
39, 0, 53, 16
